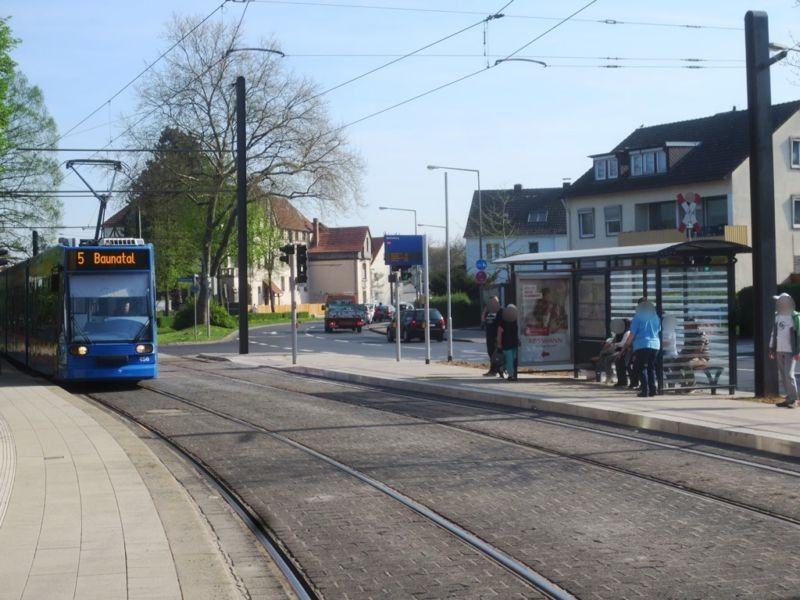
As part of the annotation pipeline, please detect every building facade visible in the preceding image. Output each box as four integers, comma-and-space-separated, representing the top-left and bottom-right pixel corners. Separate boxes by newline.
564, 100, 800, 289
463, 184, 568, 284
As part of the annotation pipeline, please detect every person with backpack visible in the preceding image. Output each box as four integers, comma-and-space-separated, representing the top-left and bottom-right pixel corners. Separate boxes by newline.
769, 292, 800, 408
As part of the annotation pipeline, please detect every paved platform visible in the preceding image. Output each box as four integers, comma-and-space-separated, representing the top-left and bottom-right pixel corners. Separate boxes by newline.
207, 350, 800, 459
0, 365, 260, 600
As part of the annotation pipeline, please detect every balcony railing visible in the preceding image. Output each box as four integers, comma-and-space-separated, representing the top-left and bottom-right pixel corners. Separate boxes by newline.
618, 225, 747, 247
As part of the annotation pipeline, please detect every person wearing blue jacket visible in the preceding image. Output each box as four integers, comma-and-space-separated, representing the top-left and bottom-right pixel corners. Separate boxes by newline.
622, 297, 661, 397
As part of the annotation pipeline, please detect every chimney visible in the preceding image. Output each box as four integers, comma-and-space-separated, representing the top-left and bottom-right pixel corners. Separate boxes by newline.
312, 218, 320, 246
513, 183, 523, 192
562, 178, 571, 190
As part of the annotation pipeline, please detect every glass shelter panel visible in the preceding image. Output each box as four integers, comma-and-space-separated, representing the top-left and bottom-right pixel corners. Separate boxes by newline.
609, 269, 656, 324
659, 265, 730, 391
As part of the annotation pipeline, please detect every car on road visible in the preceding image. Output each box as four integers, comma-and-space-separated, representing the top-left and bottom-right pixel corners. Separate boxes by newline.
398, 302, 415, 312
324, 303, 366, 333
387, 308, 446, 342
373, 304, 394, 322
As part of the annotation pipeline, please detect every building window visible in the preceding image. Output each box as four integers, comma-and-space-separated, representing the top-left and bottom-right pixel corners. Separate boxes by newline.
528, 210, 548, 223
528, 242, 539, 253
648, 201, 677, 230
792, 139, 800, 169
578, 209, 595, 238
793, 197, 800, 228
604, 205, 622, 236
697, 196, 728, 232
631, 149, 667, 176
593, 157, 618, 181
486, 243, 501, 260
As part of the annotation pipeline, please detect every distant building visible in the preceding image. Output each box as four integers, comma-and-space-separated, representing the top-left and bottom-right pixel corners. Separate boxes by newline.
463, 184, 568, 284
565, 100, 800, 288
308, 222, 382, 304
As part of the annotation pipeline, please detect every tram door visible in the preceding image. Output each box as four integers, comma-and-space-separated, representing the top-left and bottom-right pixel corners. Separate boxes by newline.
575, 273, 607, 366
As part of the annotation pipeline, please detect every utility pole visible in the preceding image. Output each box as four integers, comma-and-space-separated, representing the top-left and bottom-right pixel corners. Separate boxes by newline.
745, 11, 778, 397
290, 247, 298, 365
235, 75, 249, 355
445, 172, 453, 362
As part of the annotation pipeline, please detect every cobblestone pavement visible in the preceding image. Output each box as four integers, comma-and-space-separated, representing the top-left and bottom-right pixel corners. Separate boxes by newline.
90, 376, 542, 599
97, 358, 800, 599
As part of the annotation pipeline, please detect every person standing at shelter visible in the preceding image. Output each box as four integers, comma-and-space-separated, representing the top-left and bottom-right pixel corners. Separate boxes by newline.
497, 304, 520, 382
623, 297, 661, 397
769, 292, 800, 408
482, 296, 502, 377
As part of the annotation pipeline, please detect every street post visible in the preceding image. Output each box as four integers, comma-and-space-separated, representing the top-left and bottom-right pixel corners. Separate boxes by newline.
745, 10, 779, 397
235, 75, 249, 354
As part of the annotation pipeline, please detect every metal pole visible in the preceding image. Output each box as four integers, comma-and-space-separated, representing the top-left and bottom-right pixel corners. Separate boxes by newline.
476, 170, 484, 321
424, 234, 431, 364
290, 247, 298, 365
206, 275, 211, 338
236, 75, 249, 355
445, 172, 453, 362
745, 11, 778, 397
395, 274, 402, 361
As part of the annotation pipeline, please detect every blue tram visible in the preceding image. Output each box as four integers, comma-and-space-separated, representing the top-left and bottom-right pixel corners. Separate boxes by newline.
0, 238, 158, 381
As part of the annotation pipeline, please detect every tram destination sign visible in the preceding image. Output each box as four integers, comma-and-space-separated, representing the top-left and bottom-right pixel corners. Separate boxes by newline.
67, 248, 150, 271
384, 235, 424, 268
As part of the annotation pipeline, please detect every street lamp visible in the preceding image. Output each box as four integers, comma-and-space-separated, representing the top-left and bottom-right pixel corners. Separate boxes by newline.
418, 223, 445, 229
426, 165, 482, 260
378, 206, 417, 234
744, 12, 797, 397
426, 166, 454, 362
226, 46, 285, 355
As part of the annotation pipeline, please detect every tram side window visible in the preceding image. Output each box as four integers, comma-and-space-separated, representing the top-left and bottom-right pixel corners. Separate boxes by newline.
68, 273, 152, 342
30, 274, 60, 342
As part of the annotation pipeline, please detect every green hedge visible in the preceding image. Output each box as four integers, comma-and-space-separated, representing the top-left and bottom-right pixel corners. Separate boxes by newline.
737, 284, 800, 337
249, 311, 310, 324
173, 299, 237, 330
426, 292, 481, 328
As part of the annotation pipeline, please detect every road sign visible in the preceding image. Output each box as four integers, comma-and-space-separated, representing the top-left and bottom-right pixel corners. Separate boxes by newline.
475, 258, 487, 271
384, 235, 424, 267
475, 270, 487, 284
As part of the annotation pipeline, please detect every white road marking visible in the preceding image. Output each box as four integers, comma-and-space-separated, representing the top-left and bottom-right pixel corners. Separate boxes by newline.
334, 340, 349, 344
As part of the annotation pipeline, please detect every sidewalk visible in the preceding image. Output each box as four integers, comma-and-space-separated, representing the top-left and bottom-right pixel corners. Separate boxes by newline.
0, 365, 251, 600
218, 351, 800, 459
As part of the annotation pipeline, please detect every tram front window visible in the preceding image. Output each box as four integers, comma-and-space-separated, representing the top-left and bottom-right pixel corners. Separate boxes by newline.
69, 273, 152, 342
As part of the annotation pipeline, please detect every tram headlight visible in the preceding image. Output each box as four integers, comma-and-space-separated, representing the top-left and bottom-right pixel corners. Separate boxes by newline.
70, 345, 89, 356
135, 344, 153, 354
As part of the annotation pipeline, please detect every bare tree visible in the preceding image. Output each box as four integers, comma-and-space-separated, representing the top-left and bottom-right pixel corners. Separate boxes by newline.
132, 15, 362, 322
479, 192, 520, 285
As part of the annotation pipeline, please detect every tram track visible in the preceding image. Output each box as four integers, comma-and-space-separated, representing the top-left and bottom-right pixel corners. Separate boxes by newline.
168, 357, 800, 531
103, 382, 576, 600
83, 391, 319, 600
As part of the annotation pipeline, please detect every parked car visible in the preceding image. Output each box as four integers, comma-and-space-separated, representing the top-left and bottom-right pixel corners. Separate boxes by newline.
387, 308, 446, 342
373, 304, 395, 322
398, 302, 415, 312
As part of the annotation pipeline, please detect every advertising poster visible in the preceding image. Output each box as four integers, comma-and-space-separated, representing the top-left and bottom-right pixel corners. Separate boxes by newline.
518, 276, 572, 365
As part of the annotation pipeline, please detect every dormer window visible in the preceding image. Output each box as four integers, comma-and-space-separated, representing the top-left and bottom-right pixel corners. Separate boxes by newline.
527, 209, 549, 223
593, 156, 618, 181
631, 148, 667, 176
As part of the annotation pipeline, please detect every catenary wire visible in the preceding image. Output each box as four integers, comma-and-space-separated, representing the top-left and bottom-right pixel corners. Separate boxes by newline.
338, 0, 599, 130
250, 0, 741, 31
57, 1, 230, 143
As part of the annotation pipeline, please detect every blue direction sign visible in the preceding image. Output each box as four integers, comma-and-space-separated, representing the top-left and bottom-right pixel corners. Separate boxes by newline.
384, 235, 424, 267
475, 258, 488, 271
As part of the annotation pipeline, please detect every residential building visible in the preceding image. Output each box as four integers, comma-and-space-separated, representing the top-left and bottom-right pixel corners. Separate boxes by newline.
565, 100, 800, 288
308, 222, 378, 304
370, 236, 391, 304
463, 184, 568, 284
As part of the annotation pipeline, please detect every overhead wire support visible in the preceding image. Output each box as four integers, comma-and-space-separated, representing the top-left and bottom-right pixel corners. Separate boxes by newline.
65, 159, 123, 241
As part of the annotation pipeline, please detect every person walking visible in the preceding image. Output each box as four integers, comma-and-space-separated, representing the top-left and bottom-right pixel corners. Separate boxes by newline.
622, 297, 661, 397
482, 296, 502, 377
769, 292, 800, 408
496, 304, 520, 382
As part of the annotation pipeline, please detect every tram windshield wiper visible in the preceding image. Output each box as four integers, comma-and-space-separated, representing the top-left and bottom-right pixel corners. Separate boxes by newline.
71, 318, 93, 343
133, 318, 152, 342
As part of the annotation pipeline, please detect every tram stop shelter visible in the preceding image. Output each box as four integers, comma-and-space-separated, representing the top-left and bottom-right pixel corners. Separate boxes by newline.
494, 239, 751, 394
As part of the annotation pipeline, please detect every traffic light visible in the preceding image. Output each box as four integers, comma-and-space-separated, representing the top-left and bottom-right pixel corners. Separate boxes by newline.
0, 248, 9, 267
296, 244, 308, 284
279, 243, 295, 264
401, 270, 412, 283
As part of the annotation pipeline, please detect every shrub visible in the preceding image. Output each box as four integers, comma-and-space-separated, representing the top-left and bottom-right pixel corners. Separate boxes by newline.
427, 292, 480, 328
736, 283, 800, 338
172, 298, 237, 330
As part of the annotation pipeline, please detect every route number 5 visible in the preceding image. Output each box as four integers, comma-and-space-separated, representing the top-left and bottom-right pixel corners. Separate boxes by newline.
77, 251, 85, 266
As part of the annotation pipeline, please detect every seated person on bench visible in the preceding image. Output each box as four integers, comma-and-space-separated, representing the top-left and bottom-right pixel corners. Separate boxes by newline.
674, 318, 710, 387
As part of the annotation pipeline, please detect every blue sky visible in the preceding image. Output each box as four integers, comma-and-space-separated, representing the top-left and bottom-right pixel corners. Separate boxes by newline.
5, 0, 800, 243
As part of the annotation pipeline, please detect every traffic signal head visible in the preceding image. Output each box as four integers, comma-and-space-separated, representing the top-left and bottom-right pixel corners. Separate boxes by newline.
0, 248, 7, 267
279, 243, 295, 264
296, 244, 308, 284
